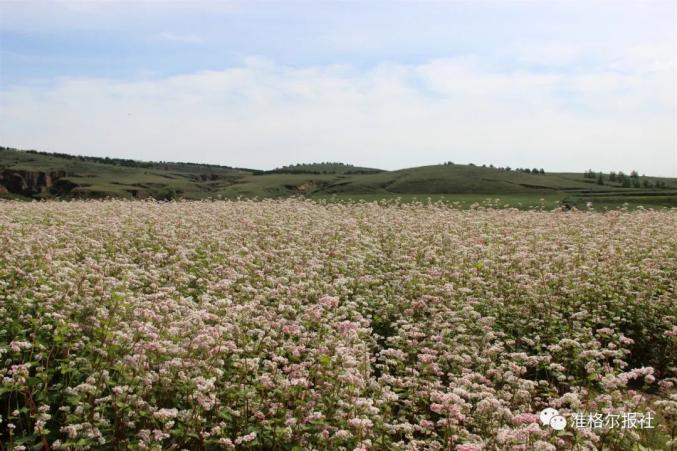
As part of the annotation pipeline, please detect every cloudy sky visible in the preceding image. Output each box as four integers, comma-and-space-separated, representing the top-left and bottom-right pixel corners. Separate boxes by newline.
0, 1, 675, 175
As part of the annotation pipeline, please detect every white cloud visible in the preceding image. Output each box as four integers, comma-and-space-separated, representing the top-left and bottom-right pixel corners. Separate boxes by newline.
513, 43, 582, 67
0, 57, 675, 176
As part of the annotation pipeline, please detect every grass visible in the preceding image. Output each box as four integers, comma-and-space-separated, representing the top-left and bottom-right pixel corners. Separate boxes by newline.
0, 147, 248, 199
2, 147, 676, 208
311, 192, 568, 208
311, 192, 677, 210
267, 162, 383, 174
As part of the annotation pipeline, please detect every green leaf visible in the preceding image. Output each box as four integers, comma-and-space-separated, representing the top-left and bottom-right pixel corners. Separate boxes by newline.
318, 355, 331, 367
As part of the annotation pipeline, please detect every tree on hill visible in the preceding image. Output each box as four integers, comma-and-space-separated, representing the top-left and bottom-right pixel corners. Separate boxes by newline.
157, 187, 177, 201
617, 171, 627, 186
9, 146, 238, 171
597, 172, 604, 185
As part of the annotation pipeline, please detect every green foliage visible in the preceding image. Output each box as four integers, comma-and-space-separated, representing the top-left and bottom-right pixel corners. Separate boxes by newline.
157, 187, 178, 201
267, 162, 383, 175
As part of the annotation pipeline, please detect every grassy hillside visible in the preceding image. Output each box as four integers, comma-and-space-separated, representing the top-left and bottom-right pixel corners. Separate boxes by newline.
217, 164, 677, 208
0, 147, 252, 200
2, 146, 676, 208
267, 162, 383, 174
312, 165, 596, 195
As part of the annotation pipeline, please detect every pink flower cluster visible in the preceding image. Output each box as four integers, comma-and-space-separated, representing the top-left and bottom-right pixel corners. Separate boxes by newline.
0, 199, 674, 449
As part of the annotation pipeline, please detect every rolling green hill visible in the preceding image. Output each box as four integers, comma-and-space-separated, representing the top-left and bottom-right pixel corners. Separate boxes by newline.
0, 147, 253, 200
268, 162, 383, 174
2, 146, 676, 208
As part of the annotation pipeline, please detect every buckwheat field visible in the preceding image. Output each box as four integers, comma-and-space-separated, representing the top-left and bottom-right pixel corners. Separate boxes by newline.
1, 200, 676, 450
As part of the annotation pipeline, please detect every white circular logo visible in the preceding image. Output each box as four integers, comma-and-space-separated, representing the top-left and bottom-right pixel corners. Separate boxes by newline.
550, 415, 566, 430
540, 408, 566, 430
540, 408, 559, 426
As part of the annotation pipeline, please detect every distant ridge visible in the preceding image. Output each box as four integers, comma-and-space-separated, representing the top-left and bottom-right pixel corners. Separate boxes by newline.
4, 147, 263, 174
1, 146, 676, 208
267, 162, 384, 175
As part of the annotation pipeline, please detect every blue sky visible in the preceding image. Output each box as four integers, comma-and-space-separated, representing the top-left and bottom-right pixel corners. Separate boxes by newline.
1, 1, 675, 175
